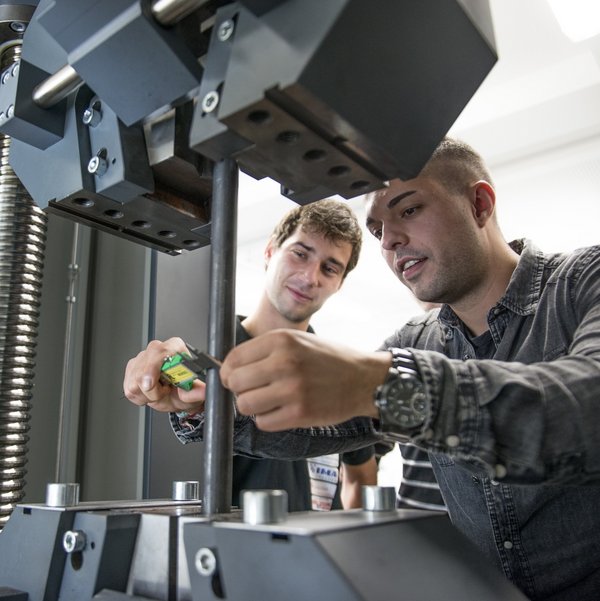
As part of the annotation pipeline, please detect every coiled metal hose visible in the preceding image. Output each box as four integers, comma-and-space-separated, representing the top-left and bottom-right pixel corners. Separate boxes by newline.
0, 42, 48, 528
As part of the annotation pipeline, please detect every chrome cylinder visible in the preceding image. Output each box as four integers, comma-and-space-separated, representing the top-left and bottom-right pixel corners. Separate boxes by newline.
32, 64, 83, 109
361, 485, 397, 512
242, 489, 288, 525
0, 42, 48, 528
46, 482, 80, 508
151, 0, 209, 27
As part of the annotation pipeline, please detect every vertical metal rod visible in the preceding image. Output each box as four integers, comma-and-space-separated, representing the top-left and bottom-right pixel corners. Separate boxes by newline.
54, 223, 81, 482
202, 158, 238, 516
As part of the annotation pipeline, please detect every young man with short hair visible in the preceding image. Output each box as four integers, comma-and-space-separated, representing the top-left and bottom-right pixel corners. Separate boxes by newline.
124, 198, 376, 510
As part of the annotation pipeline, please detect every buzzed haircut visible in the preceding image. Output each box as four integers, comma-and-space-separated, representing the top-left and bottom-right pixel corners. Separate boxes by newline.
271, 199, 362, 278
421, 137, 495, 194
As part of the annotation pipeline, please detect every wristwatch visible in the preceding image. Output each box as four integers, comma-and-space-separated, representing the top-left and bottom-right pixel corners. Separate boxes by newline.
374, 348, 429, 440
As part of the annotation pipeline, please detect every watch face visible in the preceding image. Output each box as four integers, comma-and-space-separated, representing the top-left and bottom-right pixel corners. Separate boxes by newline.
384, 375, 428, 429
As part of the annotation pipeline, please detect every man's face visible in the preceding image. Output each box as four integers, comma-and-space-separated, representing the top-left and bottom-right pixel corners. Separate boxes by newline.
264, 226, 352, 323
365, 176, 488, 305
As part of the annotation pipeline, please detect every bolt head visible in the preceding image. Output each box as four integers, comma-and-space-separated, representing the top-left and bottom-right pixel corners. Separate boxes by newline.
88, 155, 108, 176
195, 547, 217, 576
10, 22, 27, 34
201, 91, 220, 113
63, 530, 86, 553
217, 19, 234, 41
83, 107, 101, 127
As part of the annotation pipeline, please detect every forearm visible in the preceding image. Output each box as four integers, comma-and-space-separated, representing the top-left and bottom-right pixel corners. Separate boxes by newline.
411, 349, 600, 484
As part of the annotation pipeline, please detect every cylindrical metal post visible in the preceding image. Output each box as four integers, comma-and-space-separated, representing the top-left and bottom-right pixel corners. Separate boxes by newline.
242, 490, 288, 525
151, 0, 210, 27
361, 486, 396, 512
202, 158, 237, 516
32, 64, 83, 109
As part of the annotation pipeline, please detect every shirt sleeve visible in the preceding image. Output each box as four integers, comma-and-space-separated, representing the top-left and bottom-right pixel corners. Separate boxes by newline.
341, 445, 374, 466
170, 409, 382, 459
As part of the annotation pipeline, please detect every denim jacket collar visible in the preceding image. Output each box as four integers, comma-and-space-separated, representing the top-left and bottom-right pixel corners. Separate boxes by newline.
438, 239, 545, 329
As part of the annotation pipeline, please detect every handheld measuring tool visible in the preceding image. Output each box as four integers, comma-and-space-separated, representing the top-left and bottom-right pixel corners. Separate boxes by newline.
160, 344, 221, 391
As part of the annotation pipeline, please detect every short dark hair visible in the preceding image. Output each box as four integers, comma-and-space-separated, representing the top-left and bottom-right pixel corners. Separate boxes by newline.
271, 199, 362, 278
421, 137, 494, 194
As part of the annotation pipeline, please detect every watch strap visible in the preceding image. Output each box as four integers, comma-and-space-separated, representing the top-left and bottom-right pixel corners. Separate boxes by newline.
389, 347, 420, 378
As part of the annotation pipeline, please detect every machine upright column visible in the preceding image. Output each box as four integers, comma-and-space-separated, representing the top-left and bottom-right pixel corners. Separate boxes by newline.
202, 157, 238, 515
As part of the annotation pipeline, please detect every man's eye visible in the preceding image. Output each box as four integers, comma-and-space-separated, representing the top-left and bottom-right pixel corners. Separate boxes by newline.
292, 249, 306, 258
370, 228, 382, 240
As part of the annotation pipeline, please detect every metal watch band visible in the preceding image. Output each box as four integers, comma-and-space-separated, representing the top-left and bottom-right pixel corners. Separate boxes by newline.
388, 347, 420, 378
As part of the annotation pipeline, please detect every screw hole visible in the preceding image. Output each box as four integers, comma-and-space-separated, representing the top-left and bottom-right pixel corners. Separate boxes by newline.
73, 198, 95, 208
131, 220, 151, 229
303, 149, 327, 162
350, 180, 370, 191
104, 209, 124, 219
328, 165, 350, 177
247, 110, 271, 125
70, 551, 83, 571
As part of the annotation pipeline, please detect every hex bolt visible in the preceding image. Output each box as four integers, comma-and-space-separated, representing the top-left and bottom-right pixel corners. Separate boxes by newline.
217, 19, 235, 41
88, 155, 108, 176
201, 90, 220, 113
195, 547, 217, 576
10, 22, 27, 34
83, 106, 102, 127
63, 530, 87, 553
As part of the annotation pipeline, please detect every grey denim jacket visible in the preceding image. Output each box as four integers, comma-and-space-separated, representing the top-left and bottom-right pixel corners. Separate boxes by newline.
382, 239, 600, 600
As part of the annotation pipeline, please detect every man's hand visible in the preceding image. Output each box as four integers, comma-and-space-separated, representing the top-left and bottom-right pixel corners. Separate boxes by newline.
220, 330, 391, 431
123, 337, 206, 414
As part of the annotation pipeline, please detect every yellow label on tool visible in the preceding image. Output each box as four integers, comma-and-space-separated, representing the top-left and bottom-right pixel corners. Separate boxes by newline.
162, 364, 195, 385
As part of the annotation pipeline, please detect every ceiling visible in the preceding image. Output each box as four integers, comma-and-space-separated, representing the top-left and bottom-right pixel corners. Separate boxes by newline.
450, 0, 600, 164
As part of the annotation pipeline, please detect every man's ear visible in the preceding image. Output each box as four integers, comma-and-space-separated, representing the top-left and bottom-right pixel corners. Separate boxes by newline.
470, 180, 496, 226
264, 238, 275, 268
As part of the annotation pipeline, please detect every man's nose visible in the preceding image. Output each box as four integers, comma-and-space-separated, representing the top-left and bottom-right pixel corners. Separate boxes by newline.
380, 222, 409, 251
299, 260, 320, 285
